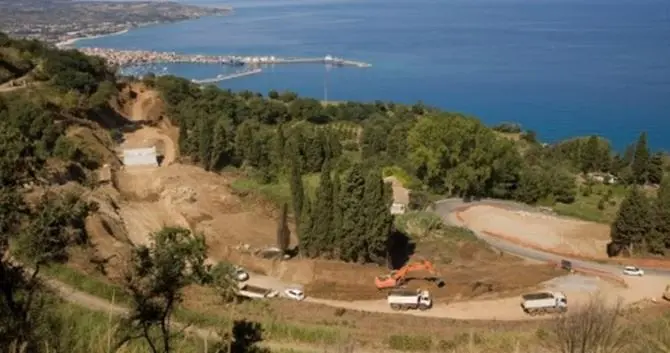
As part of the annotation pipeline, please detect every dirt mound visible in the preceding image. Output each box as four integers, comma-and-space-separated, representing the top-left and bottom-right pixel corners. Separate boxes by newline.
458, 205, 610, 259
111, 164, 282, 253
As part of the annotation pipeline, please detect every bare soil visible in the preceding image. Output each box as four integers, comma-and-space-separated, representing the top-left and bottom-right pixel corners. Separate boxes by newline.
458, 205, 611, 259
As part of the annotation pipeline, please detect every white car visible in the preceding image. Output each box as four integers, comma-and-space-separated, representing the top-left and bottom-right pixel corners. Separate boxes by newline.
283, 288, 305, 301
622, 266, 644, 276
234, 266, 249, 281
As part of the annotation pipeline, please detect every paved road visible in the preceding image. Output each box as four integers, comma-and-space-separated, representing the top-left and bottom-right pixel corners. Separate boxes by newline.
434, 198, 670, 277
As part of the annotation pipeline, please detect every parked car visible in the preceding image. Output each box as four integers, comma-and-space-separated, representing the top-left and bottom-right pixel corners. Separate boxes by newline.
622, 266, 644, 276
234, 266, 249, 281
283, 288, 305, 301
561, 260, 573, 272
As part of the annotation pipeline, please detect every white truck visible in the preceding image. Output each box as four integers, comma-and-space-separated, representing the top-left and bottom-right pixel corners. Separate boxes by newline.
237, 283, 279, 299
387, 289, 432, 311
521, 291, 568, 316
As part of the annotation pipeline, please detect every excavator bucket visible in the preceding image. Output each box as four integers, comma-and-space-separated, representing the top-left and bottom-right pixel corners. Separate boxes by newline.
375, 275, 397, 289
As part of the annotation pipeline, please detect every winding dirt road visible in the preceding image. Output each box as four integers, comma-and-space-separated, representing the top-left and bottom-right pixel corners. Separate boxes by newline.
239, 198, 670, 321
48, 195, 670, 326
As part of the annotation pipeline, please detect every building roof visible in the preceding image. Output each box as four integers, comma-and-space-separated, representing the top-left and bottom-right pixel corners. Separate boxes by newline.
123, 147, 158, 167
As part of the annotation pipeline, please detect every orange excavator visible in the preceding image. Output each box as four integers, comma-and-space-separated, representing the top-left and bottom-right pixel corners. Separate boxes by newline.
375, 259, 445, 289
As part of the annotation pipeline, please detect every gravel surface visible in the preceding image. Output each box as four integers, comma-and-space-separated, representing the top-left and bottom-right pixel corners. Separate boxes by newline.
543, 274, 602, 293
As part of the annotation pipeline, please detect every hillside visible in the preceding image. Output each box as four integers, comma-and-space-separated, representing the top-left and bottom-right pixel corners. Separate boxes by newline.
3, 33, 670, 353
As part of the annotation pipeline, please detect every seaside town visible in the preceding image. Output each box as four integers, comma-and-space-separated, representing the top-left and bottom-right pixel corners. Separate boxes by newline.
77, 47, 372, 69
0, 0, 230, 44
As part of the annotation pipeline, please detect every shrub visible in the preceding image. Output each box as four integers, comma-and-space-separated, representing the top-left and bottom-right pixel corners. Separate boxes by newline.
388, 334, 432, 351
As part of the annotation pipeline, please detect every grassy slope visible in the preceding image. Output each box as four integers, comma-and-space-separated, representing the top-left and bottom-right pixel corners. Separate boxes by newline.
553, 183, 627, 224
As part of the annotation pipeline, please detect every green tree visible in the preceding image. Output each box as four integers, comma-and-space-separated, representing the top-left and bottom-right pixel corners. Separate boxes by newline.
197, 117, 214, 169
209, 117, 235, 170
331, 172, 343, 256
297, 197, 314, 257
310, 159, 335, 256
0, 190, 91, 351
581, 135, 601, 173
116, 227, 210, 353
276, 203, 290, 254
386, 123, 411, 161
363, 169, 394, 264
210, 262, 238, 303
88, 80, 117, 108
648, 152, 664, 185
652, 180, 670, 251
610, 187, 652, 254
514, 166, 547, 204
337, 164, 368, 262
289, 152, 305, 225
631, 132, 650, 184
17, 191, 93, 268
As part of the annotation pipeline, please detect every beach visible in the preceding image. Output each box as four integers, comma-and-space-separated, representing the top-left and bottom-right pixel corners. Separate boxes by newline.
56, 29, 129, 49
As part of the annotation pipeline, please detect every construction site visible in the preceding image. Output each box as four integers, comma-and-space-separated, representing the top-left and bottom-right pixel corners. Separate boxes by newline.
49, 82, 670, 351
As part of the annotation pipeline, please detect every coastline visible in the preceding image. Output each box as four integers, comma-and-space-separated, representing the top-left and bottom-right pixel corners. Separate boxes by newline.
54, 7, 234, 50
56, 29, 129, 49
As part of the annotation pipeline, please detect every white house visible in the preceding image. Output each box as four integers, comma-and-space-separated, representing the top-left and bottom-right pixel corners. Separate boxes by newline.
123, 147, 158, 167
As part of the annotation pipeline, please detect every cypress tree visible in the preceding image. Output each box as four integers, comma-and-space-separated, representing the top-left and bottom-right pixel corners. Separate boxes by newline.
610, 186, 652, 254
331, 172, 343, 257
298, 197, 314, 257
631, 132, 650, 184
289, 152, 304, 224
311, 159, 334, 255
362, 168, 394, 264
337, 164, 367, 262
276, 203, 290, 255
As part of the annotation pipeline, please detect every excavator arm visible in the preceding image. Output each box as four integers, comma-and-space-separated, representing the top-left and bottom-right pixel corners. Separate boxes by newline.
374, 260, 445, 289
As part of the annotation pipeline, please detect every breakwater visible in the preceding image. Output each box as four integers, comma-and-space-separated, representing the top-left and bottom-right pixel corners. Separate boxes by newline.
191, 68, 263, 84
78, 47, 371, 68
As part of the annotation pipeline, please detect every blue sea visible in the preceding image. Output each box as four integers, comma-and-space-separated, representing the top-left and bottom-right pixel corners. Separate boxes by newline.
76, 0, 670, 150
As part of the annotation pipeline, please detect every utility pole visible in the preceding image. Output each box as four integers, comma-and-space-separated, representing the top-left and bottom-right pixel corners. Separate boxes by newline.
323, 65, 329, 104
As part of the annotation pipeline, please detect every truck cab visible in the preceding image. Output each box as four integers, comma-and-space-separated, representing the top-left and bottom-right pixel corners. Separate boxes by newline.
418, 290, 432, 309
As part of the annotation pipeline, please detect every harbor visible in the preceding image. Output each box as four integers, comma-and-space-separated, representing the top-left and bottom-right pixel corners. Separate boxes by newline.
78, 47, 372, 68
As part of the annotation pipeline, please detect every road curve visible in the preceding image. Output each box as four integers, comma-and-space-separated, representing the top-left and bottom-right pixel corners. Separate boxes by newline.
244, 197, 670, 320
46, 197, 670, 326
434, 198, 670, 277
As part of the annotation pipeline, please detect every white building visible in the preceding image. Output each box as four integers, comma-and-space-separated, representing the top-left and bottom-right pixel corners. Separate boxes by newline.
123, 147, 158, 167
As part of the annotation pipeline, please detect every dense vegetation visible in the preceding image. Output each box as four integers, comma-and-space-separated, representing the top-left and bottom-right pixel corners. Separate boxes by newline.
150, 73, 669, 259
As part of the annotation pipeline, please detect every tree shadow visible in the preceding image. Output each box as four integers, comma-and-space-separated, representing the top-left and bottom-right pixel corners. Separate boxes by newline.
387, 227, 416, 270
606, 242, 627, 257
218, 320, 269, 353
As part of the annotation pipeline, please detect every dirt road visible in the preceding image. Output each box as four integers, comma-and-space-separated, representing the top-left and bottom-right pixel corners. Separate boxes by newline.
46, 275, 390, 353
236, 198, 670, 321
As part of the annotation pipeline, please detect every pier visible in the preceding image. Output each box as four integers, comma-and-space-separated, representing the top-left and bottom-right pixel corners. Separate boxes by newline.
191, 68, 263, 84
78, 47, 372, 68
